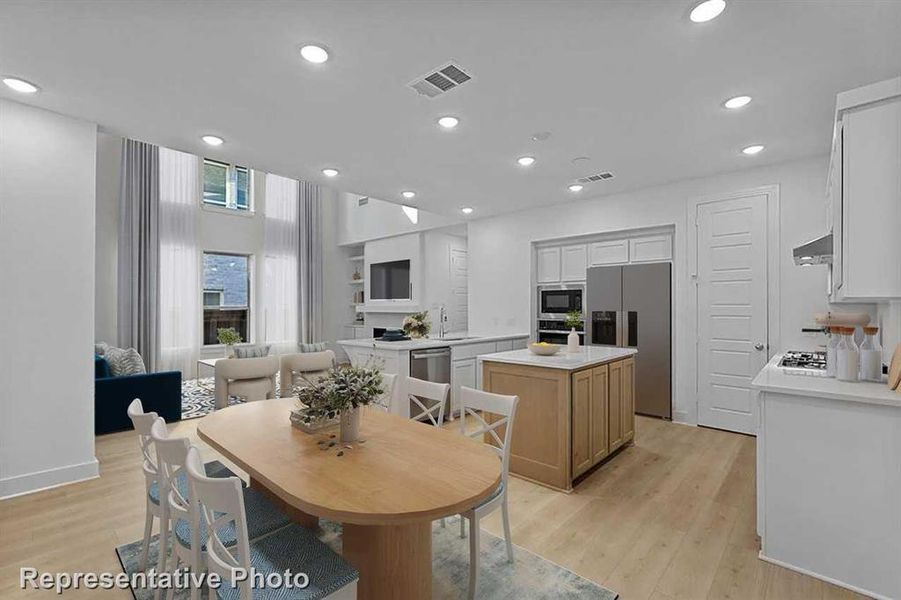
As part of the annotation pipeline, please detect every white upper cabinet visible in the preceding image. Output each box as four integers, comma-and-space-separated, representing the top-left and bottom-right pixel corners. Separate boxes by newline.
561, 244, 588, 281
589, 240, 630, 266
537, 246, 561, 283
830, 78, 901, 301
629, 235, 673, 263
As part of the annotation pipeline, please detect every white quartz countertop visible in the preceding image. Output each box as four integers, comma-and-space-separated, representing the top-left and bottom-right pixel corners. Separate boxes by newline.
751, 353, 901, 407
478, 346, 637, 371
337, 332, 529, 351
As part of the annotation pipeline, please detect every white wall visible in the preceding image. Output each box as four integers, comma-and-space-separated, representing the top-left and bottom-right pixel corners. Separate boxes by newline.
337, 192, 462, 246
0, 100, 99, 498
468, 155, 865, 425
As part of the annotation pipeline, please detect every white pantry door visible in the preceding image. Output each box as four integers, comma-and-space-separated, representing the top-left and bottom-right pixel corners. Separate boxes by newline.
449, 247, 469, 333
696, 194, 768, 434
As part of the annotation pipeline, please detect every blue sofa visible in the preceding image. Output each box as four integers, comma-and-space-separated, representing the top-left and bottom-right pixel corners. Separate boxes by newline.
95, 355, 182, 435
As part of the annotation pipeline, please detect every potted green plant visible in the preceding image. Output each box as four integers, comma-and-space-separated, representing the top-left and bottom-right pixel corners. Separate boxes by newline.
564, 310, 582, 354
402, 311, 431, 339
290, 364, 386, 442
217, 327, 242, 358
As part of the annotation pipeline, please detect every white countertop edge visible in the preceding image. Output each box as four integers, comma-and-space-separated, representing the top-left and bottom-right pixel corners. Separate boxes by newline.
751, 353, 901, 408
337, 333, 529, 351
477, 347, 637, 371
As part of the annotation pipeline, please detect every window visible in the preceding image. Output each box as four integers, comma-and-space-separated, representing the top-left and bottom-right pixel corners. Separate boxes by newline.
202, 252, 250, 345
203, 159, 251, 211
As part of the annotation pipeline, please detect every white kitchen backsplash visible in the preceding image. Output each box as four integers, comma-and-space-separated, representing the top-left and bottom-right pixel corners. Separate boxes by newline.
878, 301, 901, 365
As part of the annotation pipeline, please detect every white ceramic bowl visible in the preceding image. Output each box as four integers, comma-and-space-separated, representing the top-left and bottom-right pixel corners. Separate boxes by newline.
529, 343, 561, 356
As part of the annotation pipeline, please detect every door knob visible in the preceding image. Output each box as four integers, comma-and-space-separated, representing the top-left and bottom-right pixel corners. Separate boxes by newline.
754, 343, 765, 351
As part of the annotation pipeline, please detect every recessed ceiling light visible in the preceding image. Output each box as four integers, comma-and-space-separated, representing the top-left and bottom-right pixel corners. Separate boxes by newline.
568, 184, 584, 193
322, 168, 339, 177
2, 77, 39, 93
531, 131, 552, 142
300, 45, 329, 64
724, 95, 752, 109
741, 144, 765, 155
401, 191, 416, 200
517, 156, 536, 167
690, 0, 726, 23
437, 116, 459, 129
201, 135, 224, 146
461, 207, 474, 215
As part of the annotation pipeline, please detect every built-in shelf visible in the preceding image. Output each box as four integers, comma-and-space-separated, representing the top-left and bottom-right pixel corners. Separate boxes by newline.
348, 255, 364, 261
349, 279, 365, 284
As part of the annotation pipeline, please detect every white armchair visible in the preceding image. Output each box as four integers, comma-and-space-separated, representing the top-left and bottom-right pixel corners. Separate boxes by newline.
214, 355, 279, 409
279, 350, 336, 397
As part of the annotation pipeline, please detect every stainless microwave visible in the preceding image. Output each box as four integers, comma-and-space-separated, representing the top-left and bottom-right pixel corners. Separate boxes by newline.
539, 287, 583, 316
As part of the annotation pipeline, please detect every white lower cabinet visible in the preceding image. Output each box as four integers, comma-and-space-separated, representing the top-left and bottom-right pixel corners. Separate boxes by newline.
451, 358, 477, 418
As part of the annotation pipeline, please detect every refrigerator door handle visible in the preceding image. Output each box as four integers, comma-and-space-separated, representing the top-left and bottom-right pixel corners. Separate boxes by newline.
616, 310, 624, 347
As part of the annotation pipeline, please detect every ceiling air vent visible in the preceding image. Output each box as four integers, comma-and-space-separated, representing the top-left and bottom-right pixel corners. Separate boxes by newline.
407, 62, 473, 98
577, 172, 615, 184
357, 196, 369, 207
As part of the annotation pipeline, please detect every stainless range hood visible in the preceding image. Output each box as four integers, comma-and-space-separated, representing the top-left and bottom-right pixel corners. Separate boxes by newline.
793, 233, 833, 266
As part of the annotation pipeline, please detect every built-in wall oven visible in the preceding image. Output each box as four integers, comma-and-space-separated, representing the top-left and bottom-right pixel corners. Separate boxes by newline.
539, 286, 583, 317
537, 319, 585, 344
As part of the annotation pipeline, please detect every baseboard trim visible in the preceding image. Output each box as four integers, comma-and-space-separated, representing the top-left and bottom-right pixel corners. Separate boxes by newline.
0, 458, 99, 500
758, 551, 890, 600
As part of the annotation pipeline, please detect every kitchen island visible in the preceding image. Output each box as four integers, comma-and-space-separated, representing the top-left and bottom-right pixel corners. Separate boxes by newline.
479, 346, 637, 492
752, 353, 901, 599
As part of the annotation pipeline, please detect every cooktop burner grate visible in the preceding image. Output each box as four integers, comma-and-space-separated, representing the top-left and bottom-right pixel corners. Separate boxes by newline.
778, 350, 827, 370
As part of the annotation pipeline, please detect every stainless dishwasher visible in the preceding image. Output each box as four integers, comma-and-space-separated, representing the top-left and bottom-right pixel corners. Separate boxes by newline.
409, 347, 451, 421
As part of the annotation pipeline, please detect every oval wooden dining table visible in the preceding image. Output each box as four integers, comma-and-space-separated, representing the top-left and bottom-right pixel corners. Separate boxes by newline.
197, 398, 502, 600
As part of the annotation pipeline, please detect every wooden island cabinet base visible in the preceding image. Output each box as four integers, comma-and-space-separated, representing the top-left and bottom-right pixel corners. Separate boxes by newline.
481, 350, 635, 492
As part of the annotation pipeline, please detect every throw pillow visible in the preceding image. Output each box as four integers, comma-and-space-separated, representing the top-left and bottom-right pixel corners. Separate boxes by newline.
234, 344, 271, 359
299, 342, 328, 353
105, 346, 147, 376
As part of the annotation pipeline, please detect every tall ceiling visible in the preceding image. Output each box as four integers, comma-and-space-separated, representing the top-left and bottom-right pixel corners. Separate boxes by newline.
2, 1, 900, 218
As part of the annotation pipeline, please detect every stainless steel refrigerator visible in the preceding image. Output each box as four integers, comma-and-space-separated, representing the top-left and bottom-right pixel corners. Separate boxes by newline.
587, 263, 671, 419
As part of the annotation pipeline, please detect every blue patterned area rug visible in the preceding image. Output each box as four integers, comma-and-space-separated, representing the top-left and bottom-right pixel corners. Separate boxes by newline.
180, 377, 247, 420
116, 517, 617, 599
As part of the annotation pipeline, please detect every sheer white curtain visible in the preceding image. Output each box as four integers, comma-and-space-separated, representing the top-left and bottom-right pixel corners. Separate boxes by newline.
158, 148, 201, 374
262, 173, 299, 353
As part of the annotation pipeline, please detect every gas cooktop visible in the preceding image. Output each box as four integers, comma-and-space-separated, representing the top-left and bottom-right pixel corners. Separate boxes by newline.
778, 350, 827, 373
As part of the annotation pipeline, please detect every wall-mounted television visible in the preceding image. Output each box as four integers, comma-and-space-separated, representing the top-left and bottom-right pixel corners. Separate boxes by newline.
370, 259, 411, 300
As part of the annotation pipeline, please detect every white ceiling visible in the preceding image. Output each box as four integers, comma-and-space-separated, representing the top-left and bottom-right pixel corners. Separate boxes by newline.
2, 1, 900, 218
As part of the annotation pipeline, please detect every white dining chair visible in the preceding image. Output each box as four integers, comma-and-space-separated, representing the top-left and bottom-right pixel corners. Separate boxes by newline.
405, 376, 451, 427
373, 372, 397, 412
185, 446, 359, 600
126, 399, 162, 572
456, 386, 519, 600
150, 421, 293, 600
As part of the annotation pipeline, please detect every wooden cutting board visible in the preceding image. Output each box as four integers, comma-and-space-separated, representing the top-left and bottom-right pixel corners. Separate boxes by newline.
889, 343, 901, 391
814, 312, 872, 327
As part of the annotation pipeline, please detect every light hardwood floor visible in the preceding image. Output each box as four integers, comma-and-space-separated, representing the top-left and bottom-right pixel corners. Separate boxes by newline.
0, 415, 867, 599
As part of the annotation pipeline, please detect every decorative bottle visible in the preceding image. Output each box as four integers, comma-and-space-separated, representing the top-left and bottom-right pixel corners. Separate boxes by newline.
859, 326, 882, 382
567, 328, 580, 353
836, 327, 860, 382
825, 327, 839, 378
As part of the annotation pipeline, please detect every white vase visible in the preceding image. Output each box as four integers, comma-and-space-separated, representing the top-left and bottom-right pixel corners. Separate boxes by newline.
567, 328, 580, 353
340, 407, 361, 443
226, 344, 235, 358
